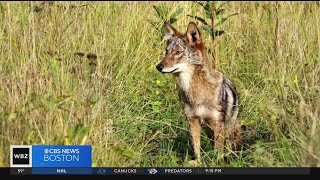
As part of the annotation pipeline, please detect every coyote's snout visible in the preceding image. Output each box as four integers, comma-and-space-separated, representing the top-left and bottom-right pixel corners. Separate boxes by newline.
156, 22, 241, 162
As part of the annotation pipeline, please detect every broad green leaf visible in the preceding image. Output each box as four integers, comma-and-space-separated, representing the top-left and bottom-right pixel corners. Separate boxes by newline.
153, 5, 164, 20
214, 30, 225, 37
169, 17, 178, 25
122, 150, 135, 159
68, 126, 77, 142
202, 24, 213, 35
187, 15, 208, 26
215, 8, 225, 16
76, 126, 90, 141
217, 1, 230, 11
216, 13, 239, 26
147, 20, 161, 32
205, 10, 212, 19
49, 96, 55, 110
195, 1, 204, 8
160, 4, 169, 19
202, 25, 225, 38
204, 1, 211, 12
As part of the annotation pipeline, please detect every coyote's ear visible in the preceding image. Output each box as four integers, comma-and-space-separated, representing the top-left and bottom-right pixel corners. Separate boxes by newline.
185, 22, 202, 45
163, 22, 179, 40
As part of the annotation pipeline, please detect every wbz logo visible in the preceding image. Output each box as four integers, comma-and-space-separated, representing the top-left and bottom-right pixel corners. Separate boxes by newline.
10, 145, 32, 167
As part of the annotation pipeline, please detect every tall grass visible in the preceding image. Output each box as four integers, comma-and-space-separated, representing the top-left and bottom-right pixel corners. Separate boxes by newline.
0, 1, 319, 167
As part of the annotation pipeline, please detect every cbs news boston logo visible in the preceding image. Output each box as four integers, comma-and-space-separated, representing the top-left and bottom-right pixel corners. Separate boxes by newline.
10, 145, 92, 174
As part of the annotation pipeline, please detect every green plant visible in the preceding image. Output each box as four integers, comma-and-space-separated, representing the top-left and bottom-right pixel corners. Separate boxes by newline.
65, 123, 90, 145
149, 3, 184, 34
188, 1, 239, 40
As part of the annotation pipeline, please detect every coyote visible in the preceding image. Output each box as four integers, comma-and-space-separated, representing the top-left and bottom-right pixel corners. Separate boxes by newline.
156, 22, 241, 162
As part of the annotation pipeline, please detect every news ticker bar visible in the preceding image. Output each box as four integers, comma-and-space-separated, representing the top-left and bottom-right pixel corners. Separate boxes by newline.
9, 167, 316, 175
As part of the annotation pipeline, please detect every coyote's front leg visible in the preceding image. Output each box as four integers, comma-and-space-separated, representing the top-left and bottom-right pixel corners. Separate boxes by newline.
188, 116, 201, 162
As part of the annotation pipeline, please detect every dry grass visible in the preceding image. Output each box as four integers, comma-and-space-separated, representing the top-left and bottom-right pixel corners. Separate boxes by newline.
0, 1, 319, 167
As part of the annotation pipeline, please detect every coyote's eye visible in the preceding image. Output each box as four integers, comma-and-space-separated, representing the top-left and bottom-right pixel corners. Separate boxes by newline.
175, 51, 182, 55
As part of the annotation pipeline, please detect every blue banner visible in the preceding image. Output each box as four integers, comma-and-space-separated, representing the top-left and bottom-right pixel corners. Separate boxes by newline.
32, 145, 92, 167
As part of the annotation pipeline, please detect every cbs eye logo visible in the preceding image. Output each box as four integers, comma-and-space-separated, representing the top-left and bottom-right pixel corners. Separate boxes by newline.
10, 145, 32, 167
